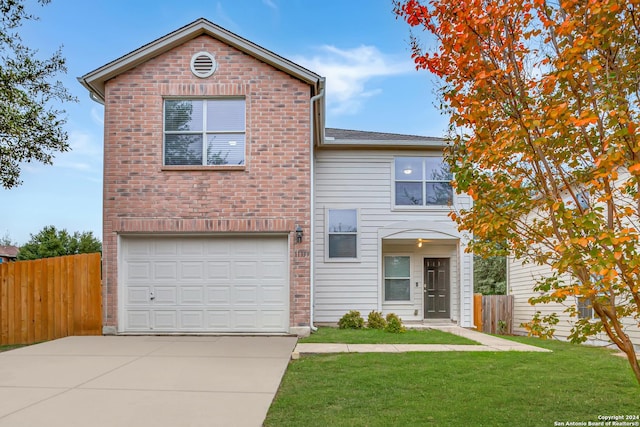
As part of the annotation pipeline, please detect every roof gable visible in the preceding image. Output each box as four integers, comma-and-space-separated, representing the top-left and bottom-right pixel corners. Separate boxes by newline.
79, 18, 322, 102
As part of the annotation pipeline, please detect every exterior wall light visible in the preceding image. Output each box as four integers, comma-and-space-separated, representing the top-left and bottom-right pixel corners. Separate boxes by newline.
295, 225, 303, 243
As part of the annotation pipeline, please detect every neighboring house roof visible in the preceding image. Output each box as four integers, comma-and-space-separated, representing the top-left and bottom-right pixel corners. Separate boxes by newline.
78, 18, 324, 103
323, 128, 447, 148
0, 245, 19, 259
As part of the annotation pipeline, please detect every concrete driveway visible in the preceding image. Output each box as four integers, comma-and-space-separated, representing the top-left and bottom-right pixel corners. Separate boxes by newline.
0, 335, 297, 427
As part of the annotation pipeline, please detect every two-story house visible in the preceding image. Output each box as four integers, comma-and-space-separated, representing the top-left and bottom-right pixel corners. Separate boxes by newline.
79, 18, 474, 336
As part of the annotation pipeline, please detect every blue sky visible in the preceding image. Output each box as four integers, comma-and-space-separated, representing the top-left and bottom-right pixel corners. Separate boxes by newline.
1, 0, 445, 246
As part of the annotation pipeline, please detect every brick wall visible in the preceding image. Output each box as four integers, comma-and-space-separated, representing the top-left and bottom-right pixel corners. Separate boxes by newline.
102, 35, 311, 330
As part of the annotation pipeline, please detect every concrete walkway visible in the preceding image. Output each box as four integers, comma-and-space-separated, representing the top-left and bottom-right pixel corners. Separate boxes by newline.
293, 326, 552, 356
0, 335, 297, 427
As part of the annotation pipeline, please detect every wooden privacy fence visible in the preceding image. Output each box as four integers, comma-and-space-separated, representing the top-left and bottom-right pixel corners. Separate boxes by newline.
0, 253, 102, 346
473, 293, 514, 334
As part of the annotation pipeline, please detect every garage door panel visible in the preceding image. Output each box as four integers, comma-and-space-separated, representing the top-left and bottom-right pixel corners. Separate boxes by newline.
126, 241, 152, 256
180, 261, 205, 280
234, 286, 259, 305
154, 241, 178, 256
262, 311, 288, 329
261, 261, 287, 279
126, 262, 151, 280
153, 287, 178, 305
127, 311, 151, 330
122, 236, 289, 333
153, 262, 177, 281
206, 311, 232, 329
262, 286, 287, 304
235, 311, 259, 328
127, 287, 150, 305
234, 261, 258, 279
180, 287, 204, 304
205, 242, 231, 256
153, 311, 178, 330
206, 262, 230, 280
180, 311, 204, 329
180, 240, 205, 255
206, 286, 231, 305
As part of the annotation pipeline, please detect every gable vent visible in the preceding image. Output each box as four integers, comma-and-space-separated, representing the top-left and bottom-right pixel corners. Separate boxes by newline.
190, 52, 217, 78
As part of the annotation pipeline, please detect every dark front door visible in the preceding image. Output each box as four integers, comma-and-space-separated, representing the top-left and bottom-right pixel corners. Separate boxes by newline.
424, 258, 450, 319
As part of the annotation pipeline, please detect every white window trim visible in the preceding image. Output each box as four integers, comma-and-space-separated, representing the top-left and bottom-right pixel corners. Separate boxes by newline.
391, 156, 454, 211
383, 254, 413, 303
324, 207, 360, 263
162, 97, 246, 167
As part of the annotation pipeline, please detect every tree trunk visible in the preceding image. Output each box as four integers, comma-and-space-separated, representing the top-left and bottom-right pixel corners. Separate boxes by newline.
621, 342, 640, 385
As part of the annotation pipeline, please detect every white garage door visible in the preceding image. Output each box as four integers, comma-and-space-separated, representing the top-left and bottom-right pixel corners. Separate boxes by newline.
121, 235, 289, 333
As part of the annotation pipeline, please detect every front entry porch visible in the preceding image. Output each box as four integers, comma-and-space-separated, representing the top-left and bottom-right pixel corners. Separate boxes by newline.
380, 234, 460, 323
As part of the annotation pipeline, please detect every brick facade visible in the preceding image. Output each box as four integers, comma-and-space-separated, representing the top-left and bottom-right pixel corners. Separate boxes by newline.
102, 35, 312, 331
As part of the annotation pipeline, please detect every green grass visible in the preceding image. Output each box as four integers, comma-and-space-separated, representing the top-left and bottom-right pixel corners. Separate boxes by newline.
299, 327, 478, 345
265, 336, 638, 426
0, 344, 28, 353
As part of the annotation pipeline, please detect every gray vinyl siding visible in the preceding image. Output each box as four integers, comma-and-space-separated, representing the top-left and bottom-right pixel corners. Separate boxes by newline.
508, 258, 640, 348
313, 149, 474, 325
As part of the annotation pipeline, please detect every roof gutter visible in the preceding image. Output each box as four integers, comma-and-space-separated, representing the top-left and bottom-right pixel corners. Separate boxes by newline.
308, 78, 325, 333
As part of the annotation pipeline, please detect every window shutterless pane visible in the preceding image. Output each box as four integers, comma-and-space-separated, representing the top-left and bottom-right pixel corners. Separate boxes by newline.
384, 256, 410, 277
164, 134, 203, 165
395, 157, 423, 180
385, 279, 410, 301
207, 99, 245, 131
425, 182, 453, 205
207, 133, 245, 165
328, 234, 357, 258
425, 157, 452, 180
395, 182, 423, 205
164, 100, 203, 132
328, 209, 357, 232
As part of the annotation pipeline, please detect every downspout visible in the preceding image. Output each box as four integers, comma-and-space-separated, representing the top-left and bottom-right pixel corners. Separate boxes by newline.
309, 79, 325, 333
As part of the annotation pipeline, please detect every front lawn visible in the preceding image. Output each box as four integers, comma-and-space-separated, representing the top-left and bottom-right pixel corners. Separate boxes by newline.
300, 327, 478, 345
265, 337, 637, 426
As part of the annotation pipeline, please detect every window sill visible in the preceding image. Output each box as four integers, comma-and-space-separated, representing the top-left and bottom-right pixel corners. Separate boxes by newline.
392, 205, 453, 212
382, 300, 413, 305
324, 258, 361, 263
162, 165, 246, 172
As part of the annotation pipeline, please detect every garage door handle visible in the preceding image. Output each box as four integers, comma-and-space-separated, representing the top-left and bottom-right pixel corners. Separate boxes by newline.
150, 291, 155, 301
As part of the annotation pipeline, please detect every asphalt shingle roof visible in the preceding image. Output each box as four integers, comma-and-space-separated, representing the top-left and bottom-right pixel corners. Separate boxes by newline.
325, 128, 442, 142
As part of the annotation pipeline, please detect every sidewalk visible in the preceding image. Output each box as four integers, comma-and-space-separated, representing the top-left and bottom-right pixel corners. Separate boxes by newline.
293, 326, 552, 358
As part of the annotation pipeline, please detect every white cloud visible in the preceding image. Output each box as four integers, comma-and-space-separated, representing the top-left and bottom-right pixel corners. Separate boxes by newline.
262, 0, 277, 10
91, 106, 104, 126
293, 45, 414, 115
215, 2, 240, 31
45, 130, 103, 176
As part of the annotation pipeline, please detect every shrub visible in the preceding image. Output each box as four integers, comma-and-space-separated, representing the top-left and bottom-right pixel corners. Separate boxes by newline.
338, 310, 364, 329
367, 311, 387, 329
384, 313, 406, 333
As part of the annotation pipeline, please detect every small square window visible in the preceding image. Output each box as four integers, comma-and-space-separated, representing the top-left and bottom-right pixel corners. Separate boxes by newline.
327, 209, 358, 259
577, 297, 593, 319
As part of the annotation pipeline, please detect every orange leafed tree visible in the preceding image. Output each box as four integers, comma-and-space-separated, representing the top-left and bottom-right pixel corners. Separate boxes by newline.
395, 0, 640, 383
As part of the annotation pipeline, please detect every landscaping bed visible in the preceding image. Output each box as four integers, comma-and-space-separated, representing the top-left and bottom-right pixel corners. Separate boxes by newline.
300, 326, 478, 345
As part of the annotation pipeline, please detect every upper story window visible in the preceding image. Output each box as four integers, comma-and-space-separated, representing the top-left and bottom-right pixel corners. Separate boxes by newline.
394, 157, 452, 207
327, 209, 358, 260
164, 98, 245, 166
